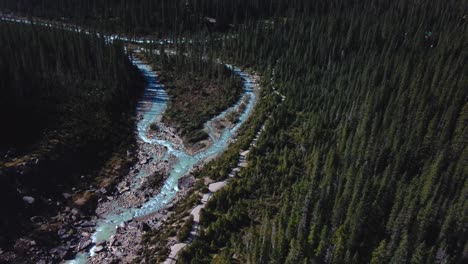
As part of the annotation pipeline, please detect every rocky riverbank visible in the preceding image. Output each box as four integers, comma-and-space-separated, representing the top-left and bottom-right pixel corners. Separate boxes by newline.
85, 69, 261, 264
0, 53, 260, 264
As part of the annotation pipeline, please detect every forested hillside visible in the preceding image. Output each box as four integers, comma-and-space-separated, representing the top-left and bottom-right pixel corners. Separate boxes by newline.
0, 0, 278, 34
0, 22, 144, 249
1, 0, 467, 263
178, 0, 468, 263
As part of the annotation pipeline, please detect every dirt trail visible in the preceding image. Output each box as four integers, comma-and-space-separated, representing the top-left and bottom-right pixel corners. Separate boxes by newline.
163, 69, 285, 263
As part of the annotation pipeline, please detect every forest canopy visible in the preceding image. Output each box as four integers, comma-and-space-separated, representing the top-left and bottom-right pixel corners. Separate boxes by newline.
175, 0, 468, 263
0, 0, 466, 263
0, 22, 144, 153
0, 22, 145, 247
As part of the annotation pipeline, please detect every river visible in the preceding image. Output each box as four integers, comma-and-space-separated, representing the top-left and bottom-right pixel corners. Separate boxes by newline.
0, 14, 258, 263
70, 54, 257, 263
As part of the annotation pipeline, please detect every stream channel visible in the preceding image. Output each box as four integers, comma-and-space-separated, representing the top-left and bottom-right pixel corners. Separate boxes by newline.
71, 56, 257, 263
0, 15, 258, 262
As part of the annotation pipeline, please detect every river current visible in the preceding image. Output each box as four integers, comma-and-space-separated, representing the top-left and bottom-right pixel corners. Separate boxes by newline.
71, 56, 257, 263
1, 14, 257, 263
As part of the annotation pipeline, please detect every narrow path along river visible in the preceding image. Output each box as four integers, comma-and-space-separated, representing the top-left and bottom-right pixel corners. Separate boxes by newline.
71, 55, 258, 263
163, 65, 284, 264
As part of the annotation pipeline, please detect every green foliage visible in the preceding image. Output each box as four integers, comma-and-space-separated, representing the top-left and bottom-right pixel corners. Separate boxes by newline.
3, 0, 467, 263
179, 0, 468, 263
0, 21, 145, 250
370, 240, 388, 264
178, 216, 194, 242
0, 0, 285, 34
0, 22, 144, 154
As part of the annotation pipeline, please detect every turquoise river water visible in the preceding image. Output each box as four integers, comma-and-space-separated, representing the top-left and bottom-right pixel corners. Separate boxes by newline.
70, 56, 257, 263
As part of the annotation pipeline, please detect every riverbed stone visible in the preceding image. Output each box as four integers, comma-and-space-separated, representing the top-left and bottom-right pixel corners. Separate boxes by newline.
80, 221, 95, 228
50, 246, 71, 260
70, 207, 79, 215
109, 236, 120, 247
22, 196, 35, 204
78, 240, 92, 251
94, 245, 105, 253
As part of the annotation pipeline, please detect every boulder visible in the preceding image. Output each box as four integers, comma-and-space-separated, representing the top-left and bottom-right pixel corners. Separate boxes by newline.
94, 245, 105, 253
70, 208, 80, 216
22, 196, 35, 204
109, 235, 120, 247
80, 221, 95, 228
50, 246, 72, 260
118, 187, 130, 194
95, 240, 106, 246
78, 240, 92, 252
58, 229, 74, 240
57, 228, 67, 236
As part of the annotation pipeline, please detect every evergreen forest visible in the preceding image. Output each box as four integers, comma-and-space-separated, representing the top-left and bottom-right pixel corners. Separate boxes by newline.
0, 0, 466, 263
178, 0, 468, 263
0, 22, 144, 249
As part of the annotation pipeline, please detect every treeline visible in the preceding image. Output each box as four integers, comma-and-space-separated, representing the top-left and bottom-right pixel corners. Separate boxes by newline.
178, 0, 468, 263
0, 0, 238, 34
0, 22, 144, 155
0, 22, 144, 246
0, 0, 192, 34
1, 0, 310, 35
